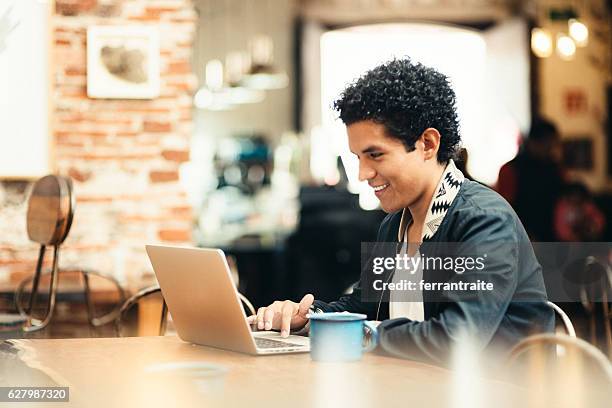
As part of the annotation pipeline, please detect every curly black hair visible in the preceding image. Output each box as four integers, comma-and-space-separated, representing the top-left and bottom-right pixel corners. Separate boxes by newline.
333, 58, 461, 163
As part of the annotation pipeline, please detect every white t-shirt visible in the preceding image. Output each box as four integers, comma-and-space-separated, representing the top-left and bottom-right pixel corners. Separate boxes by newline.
389, 230, 424, 321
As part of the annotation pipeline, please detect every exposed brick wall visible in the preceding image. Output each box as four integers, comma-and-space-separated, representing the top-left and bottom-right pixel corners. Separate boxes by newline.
0, 0, 197, 288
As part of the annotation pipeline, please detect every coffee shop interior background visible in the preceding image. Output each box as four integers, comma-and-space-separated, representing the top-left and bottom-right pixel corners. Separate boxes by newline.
0, 0, 611, 343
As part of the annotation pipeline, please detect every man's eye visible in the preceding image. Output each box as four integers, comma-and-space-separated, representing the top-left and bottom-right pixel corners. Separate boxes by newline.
369, 152, 383, 159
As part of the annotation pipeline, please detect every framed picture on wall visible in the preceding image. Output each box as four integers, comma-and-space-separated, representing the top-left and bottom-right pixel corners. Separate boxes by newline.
87, 25, 160, 99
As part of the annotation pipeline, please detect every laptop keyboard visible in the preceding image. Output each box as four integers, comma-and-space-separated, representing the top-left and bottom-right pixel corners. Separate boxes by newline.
255, 337, 303, 349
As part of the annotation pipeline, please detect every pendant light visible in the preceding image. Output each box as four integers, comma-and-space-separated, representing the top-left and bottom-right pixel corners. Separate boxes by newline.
531, 27, 553, 58
239, 0, 288, 91
194, 59, 235, 111
556, 33, 576, 60
195, 0, 264, 110
568, 18, 588, 47
194, 1, 235, 111
223, 1, 266, 105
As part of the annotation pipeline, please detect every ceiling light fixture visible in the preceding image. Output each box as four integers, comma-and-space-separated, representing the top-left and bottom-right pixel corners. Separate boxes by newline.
556, 33, 576, 61
568, 18, 588, 47
531, 28, 553, 58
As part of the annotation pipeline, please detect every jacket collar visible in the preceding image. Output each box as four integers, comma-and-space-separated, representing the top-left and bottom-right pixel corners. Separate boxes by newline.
397, 159, 465, 242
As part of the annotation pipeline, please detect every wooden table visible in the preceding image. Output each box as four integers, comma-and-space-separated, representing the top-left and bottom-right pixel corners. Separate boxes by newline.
0, 335, 539, 407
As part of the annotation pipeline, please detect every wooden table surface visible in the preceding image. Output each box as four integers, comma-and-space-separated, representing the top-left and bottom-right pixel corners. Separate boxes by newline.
0, 335, 537, 407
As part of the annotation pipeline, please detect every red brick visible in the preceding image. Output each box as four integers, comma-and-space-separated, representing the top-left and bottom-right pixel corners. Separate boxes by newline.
56, 0, 97, 16
65, 66, 86, 75
57, 113, 84, 123
56, 136, 84, 147
116, 131, 139, 137
166, 62, 191, 74
143, 6, 180, 19
89, 118, 133, 126
10, 269, 36, 284
127, 15, 160, 22
165, 81, 195, 92
0, 0, 197, 286
76, 196, 114, 203
161, 150, 190, 162
58, 87, 87, 97
158, 229, 191, 242
146, 6, 181, 13
61, 152, 159, 160
118, 214, 164, 223
58, 131, 106, 139
168, 206, 192, 219
120, 107, 170, 114
68, 167, 92, 182
149, 170, 179, 183
95, 4, 121, 17
143, 120, 172, 133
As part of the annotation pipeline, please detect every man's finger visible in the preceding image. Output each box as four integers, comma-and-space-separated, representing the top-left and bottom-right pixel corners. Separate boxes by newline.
280, 301, 294, 338
256, 307, 266, 330
297, 293, 315, 318
264, 308, 275, 330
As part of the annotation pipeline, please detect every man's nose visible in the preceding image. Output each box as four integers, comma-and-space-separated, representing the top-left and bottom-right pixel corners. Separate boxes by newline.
358, 162, 376, 182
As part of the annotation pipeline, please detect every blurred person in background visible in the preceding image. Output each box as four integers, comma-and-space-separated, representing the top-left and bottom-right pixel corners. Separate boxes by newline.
554, 182, 606, 242
497, 118, 565, 241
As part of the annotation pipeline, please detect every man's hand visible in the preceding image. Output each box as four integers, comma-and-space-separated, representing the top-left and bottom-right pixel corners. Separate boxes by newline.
246, 294, 314, 338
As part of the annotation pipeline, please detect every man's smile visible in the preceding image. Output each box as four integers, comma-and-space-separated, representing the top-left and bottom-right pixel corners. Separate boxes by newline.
372, 183, 390, 195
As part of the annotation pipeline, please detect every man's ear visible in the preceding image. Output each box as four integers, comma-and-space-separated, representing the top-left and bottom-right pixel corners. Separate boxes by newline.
419, 128, 441, 161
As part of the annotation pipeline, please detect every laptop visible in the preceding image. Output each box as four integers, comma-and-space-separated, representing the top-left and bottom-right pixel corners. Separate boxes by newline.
145, 244, 310, 355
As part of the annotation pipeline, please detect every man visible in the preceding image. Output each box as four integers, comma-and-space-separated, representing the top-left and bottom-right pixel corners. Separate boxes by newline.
247, 58, 554, 366
497, 118, 564, 241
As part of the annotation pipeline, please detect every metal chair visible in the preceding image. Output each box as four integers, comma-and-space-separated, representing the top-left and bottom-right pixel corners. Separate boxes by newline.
546, 301, 576, 337
14, 268, 127, 329
114, 285, 256, 337
575, 256, 611, 357
507, 333, 612, 383
114, 286, 167, 337
81, 269, 127, 327
0, 175, 74, 334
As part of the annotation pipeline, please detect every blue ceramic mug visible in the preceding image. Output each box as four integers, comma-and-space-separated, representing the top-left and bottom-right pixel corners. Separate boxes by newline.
308, 312, 378, 362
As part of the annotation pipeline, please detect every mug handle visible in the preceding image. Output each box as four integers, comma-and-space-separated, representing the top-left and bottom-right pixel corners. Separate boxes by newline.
362, 321, 379, 353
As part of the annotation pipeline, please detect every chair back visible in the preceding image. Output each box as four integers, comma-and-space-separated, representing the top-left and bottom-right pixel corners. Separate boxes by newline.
546, 301, 576, 337
26, 175, 74, 245
507, 333, 612, 382
19, 175, 75, 332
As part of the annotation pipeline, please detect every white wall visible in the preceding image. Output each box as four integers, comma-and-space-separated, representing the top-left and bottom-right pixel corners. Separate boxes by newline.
0, 1, 51, 179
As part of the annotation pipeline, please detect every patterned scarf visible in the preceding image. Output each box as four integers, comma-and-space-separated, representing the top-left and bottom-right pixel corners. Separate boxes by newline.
397, 159, 465, 242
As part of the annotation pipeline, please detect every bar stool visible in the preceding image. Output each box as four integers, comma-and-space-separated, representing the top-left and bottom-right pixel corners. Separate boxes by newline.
0, 175, 74, 335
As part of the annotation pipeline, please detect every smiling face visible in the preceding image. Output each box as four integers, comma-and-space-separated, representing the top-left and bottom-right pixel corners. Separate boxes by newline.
347, 120, 442, 214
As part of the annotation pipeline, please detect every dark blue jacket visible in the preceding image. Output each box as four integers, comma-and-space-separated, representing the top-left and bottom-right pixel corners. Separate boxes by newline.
313, 180, 554, 366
